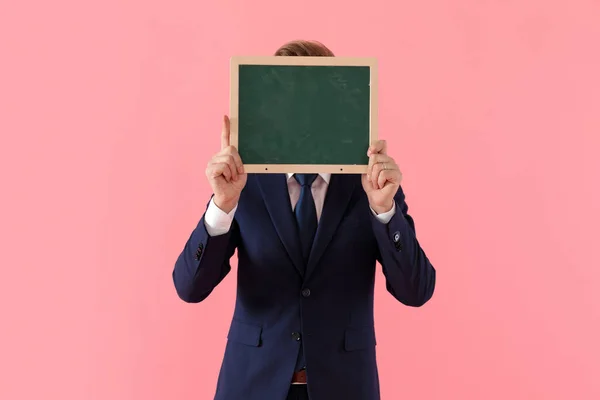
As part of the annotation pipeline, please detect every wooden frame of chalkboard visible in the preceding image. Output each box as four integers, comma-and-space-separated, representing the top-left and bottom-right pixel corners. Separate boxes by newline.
229, 56, 378, 174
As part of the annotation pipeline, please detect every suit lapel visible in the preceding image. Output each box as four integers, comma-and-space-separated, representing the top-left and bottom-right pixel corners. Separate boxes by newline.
305, 174, 359, 281
256, 174, 305, 277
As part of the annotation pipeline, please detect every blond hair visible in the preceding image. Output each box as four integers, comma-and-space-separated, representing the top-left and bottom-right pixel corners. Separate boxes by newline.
274, 40, 335, 57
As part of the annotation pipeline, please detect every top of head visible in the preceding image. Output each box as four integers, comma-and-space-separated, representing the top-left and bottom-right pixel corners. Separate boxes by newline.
274, 40, 335, 57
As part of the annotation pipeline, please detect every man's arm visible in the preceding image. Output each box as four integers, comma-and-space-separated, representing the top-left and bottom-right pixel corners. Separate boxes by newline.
172, 115, 246, 303
362, 140, 436, 307
371, 186, 436, 307
172, 199, 238, 303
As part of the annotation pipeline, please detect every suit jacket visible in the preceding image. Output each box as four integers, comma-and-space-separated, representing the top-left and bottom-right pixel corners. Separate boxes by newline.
173, 173, 436, 400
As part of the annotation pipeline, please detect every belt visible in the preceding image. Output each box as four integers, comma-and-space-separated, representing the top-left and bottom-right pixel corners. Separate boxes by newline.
291, 369, 307, 384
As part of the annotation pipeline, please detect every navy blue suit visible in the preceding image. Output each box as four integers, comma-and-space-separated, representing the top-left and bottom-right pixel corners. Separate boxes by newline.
173, 173, 436, 400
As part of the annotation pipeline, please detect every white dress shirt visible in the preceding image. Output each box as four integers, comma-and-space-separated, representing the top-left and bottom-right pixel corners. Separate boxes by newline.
204, 173, 396, 236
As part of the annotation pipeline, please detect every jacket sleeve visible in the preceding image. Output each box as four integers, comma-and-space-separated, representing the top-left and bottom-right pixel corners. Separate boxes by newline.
370, 186, 436, 307
172, 202, 239, 303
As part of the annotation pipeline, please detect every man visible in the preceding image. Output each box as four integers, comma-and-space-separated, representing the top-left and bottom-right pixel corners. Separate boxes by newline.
173, 40, 436, 400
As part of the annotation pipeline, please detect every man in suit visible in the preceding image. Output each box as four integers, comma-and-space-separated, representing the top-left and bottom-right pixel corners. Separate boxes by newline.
173, 40, 436, 400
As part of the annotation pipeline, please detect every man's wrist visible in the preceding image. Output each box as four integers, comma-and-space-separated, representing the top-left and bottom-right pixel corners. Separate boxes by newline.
370, 200, 395, 215
213, 196, 239, 214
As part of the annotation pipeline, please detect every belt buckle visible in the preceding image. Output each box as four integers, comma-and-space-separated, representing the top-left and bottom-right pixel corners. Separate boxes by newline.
291, 368, 307, 384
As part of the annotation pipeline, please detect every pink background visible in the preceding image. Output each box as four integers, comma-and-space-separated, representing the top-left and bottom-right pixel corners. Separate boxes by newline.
1, 0, 599, 399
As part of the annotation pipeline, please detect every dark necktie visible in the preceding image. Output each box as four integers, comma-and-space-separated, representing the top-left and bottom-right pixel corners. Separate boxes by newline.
294, 174, 318, 263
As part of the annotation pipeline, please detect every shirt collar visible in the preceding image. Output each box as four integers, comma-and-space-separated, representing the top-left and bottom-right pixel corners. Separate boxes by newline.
286, 173, 331, 185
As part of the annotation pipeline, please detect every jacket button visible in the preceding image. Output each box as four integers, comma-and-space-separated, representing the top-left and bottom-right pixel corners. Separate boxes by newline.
301, 288, 311, 297
292, 332, 301, 341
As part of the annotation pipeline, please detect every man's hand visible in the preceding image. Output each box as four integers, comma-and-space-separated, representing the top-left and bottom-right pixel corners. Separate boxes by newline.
205, 115, 247, 213
361, 140, 403, 214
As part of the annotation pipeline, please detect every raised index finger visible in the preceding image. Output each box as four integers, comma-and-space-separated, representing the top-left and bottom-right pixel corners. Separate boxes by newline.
221, 115, 231, 150
368, 140, 387, 156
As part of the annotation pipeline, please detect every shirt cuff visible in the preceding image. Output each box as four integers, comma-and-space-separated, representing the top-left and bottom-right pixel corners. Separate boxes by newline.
370, 202, 396, 224
204, 198, 237, 236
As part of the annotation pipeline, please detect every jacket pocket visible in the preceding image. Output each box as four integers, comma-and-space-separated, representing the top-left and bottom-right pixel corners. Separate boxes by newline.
227, 319, 263, 347
344, 326, 377, 351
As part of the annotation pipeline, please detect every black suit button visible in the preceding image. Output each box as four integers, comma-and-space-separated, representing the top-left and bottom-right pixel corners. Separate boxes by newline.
301, 288, 311, 297
292, 332, 301, 341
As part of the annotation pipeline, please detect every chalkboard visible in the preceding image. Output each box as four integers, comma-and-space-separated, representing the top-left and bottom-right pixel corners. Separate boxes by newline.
229, 56, 378, 173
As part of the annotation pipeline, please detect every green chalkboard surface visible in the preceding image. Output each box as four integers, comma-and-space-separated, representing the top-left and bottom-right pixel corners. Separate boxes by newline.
230, 57, 378, 173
